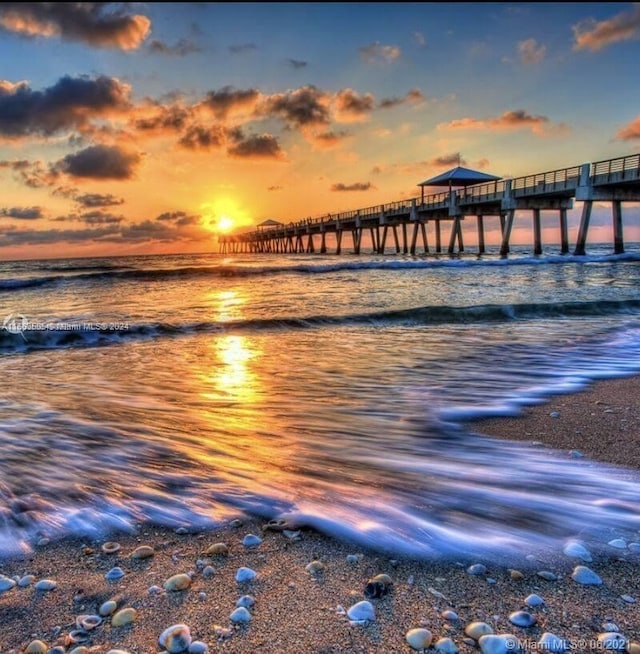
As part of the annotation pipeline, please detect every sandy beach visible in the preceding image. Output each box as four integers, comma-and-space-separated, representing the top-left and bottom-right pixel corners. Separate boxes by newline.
1, 377, 639, 653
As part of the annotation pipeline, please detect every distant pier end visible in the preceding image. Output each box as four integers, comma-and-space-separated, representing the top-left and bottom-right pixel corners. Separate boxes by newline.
219, 153, 640, 256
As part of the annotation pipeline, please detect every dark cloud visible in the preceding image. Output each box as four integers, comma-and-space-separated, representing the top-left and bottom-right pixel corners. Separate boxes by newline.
156, 211, 200, 226
432, 153, 465, 167
267, 185, 282, 191
75, 193, 124, 208
0, 158, 56, 188
55, 145, 141, 180
134, 104, 192, 133
147, 38, 202, 56
335, 89, 375, 117
0, 225, 120, 246
228, 134, 283, 159
331, 182, 373, 192
0, 3, 150, 50
229, 43, 257, 54
202, 86, 260, 119
81, 210, 124, 225
262, 85, 330, 128
379, 88, 425, 109
312, 130, 350, 148
0, 75, 130, 138
178, 124, 226, 150
0, 206, 43, 220
287, 58, 308, 69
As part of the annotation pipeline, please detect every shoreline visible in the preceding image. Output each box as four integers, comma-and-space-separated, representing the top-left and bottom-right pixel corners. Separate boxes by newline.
1, 376, 640, 652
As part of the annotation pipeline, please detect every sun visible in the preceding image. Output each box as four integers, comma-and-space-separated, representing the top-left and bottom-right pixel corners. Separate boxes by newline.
216, 215, 235, 232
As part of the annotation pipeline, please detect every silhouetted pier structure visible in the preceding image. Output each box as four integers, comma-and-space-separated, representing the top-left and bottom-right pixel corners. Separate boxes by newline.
219, 153, 640, 256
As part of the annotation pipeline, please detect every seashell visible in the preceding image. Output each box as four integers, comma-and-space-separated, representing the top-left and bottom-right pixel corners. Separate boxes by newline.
282, 529, 301, 540
406, 628, 433, 650
66, 630, 89, 645
76, 614, 103, 630
230, 606, 251, 623
204, 542, 228, 556
130, 545, 154, 559
112, 607, 137, 627
101, 541, 121, 554
159, 624, 192, 653
364, 573, 393, 599
347, 600, 375, 623
263, 518, 289, 531
164, 573, 192, 591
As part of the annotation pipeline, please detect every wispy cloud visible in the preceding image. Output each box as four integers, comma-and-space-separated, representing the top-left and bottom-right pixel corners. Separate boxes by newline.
616, 116, 640, 140
378, 88, 425, 109
0, 2, 150, 50
287, 58, 308, 69
0, 205, 43, 220
439, 109, 567, 137
227, 133, 284, 159
413, 31, 426, 47
359, 41, 401, 63
331, 182, 372, 191
573, 4, 640, 52
517, 38, 546, 64
147, 38, 202, 56
229, 43, 257, 54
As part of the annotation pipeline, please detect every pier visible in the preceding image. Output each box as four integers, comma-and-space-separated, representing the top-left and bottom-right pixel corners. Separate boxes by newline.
219, 153, 640, 256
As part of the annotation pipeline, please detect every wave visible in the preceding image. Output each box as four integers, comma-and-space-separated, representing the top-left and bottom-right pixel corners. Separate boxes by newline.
2, 251, 640, 292
3, 298, 640, 355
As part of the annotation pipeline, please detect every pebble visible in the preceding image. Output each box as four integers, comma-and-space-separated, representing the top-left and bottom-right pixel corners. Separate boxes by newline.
571, 565, 602, 585
230, 606, 252, 623
130, 545, 154, 559
628, 644, 640, 654
99, 600, 118, 616
204, 542, 229, 556
34, 578, 57, 591
242, 534, 262, 547
18, 574, 35, 587
478, 634, 521, 653
25, 641, 48, 654
175, 527, 189, 535
101, 541, 121, 554
467, 563, 487, 575
602, 622, 619, 632
0, 576, 16, 593
159, 624, 193, 653
112, 607, 137, 627
608, 538, 627, 549
562, 540, 592, 562
346, 554, 360, 564
105, 567, 125, 581
305, 560, 325, 574
433, 637, 459, 653
536, 570, 557, 581
164, 573, 192, 591
597, 632, 628, 649
508, 610, 536, 627
464, 622, 494, 640
509, 569, 524, 580
441, 609, 459, 622
188, 642, 209, 654
629, 542, 640, 553
347, 600, 376, 623
621, 594, 636, 603
235, 567, 257, 582
550, 411, 560, 418
405, 627, 433, 650
202, 565, 216, 578
364, 573, 393, 598
537, 633, 568, 652
236, 594, 256, 608
524, 593, 544, 607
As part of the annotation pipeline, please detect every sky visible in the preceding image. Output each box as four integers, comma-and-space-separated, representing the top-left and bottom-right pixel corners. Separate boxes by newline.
1, 2, 640, 260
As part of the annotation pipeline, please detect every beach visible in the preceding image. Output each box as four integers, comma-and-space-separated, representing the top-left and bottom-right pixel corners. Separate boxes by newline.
1, 377, 639, 653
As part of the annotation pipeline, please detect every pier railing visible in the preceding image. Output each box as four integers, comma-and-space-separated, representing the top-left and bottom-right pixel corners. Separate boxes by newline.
592, 153, 640, 184
511, 165, 581, 196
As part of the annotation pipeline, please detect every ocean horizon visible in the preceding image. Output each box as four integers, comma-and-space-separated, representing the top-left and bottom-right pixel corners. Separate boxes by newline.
2, 243, 640, 564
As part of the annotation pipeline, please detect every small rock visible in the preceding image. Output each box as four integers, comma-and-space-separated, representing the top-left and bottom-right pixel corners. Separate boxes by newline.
467, 563, 487, 576
571, 565, 602, 585
597, 632, 628, 650
159, 624, 192, 653
105, 567, 125, 581
621, 594, 636, 604
188, 642, 209, 654
130, 545, 154, 559
524, 593, 544, 607
230, 606, 251, 623
305, 560, 325, 575
537, 633, 568, 652
25, 640, 48, 654
464, 622, 494, 640
508, 611, 536, 627
433, 637, 459, 653
34, 578, 57, 591
364, 573, 393, 598
0, 576, 16, 593
204, 543, 228, 556
441, 609, 459, 622
406, 627, 433, 650
536, 570, 557, 581
347, 600, 375, 623
164, 573, 192, 591
242, 534, 262, 547
112, 607, 137, 627
235, 567, 257, 582
236, 594, 255, 608
562, 540, 592, 562
99, 600, 118, 616
479, 634, 521, 653
608, 538, 627, 549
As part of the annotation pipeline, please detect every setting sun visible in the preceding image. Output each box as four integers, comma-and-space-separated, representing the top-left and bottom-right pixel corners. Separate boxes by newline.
217, 215, 235, 232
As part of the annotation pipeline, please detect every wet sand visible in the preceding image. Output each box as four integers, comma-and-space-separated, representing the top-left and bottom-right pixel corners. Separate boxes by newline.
1, 377, 639, 652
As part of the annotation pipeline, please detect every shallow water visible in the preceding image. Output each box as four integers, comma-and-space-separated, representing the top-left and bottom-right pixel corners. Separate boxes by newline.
1, 245, 640, 561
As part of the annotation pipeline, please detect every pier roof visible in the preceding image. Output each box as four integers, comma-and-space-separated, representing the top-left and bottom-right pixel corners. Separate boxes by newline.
419, 166, 501, 188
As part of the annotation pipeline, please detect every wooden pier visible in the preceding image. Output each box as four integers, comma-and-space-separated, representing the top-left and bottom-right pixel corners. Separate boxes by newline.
219, 153, 640, 256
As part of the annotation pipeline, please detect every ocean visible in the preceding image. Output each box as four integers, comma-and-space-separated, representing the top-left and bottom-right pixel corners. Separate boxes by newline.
2, 244, 640, 564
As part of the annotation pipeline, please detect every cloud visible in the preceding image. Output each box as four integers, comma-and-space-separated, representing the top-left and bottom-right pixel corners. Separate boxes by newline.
432, 153, 465, 167
616, 116, 640, 140
229, 43, 257, 54
517, 38, 546, 64
359, 41, 401, 63
262, 85, 330, 128
413, 31, 426, 47
156, 210, 200, 226
334, 89, 375, 121
287, 58, 308, 69
311, 130, 350, 148
134, 103, 193, 133
202, 86, 260, 119
267, 185, 282, 191
439, 109, 565, 137
573, 5, 640, 52
147, 38, 202, 56
80, 210, 124, 225
0, 225, 121, 246
178, 124, 227, 150
0, 205, 43, 220
0, 2, 150, 50
0, 74, 131, 138
55, 145, 141, 180
74, 193, 124, 208
378, 88, 425, 109
331, 182, 372, 191
0, 158, 56, 187
228, 133, 284, 159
